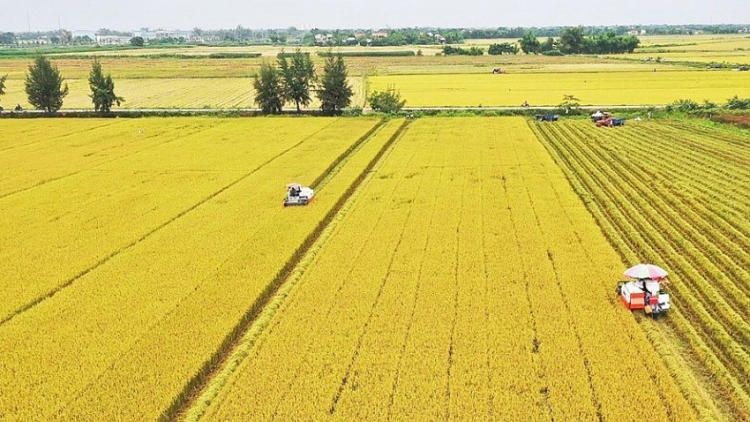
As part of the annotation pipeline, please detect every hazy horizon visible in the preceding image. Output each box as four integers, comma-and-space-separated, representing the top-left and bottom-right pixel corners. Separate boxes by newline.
1, 0, 748, 32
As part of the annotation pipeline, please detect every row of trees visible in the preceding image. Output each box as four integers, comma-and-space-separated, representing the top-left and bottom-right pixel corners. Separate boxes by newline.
253, 49, 353, 115
442, 46, 484, 56
442, 43, 524, 56
2, 52, 397, 115
519, 28, 639, 55
0, 56, 123, 113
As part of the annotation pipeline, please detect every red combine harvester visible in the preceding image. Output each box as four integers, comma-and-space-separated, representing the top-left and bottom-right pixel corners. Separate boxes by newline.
617, 264, 671, 318
591, 111, 625, 127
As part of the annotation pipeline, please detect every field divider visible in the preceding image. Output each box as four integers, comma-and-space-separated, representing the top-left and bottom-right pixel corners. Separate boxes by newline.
165, 119, 411, 422
0, 120, 341, 328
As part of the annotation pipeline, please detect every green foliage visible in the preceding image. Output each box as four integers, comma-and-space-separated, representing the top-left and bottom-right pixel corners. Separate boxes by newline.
558, 94, 581, 114
666, 99, 700, 112
540, 37, 556, 52
88, 58, 124, 113
0, 74, 6, 96
551, 27, 639, 55
519, 31, 541, 54
317, 52, 353, 116
278, 49, 316, 113
24, 56, 69, 113
253, 61, 284, 114
368, 86, 406, 114
442, 45, 484, 56
559, 26, 586, 54
343, 106, 363, 116
583, 32, 640, 54
0, 32, 15, 45
724, 95, 750, 110
130, 36, 145, 47
488, 43, 518, 55
703, 99, 719, 109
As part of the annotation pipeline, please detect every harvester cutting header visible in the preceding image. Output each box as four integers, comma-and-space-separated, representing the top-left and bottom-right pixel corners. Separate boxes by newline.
617, 263, 671, 318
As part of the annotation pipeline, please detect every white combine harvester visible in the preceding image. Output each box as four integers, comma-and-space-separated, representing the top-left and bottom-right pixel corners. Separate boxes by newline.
617, 263, 671, 318
283, 183, 314, 207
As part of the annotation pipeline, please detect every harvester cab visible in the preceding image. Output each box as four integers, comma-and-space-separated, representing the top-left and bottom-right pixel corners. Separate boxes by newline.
284, 183, 314, 207
617, 264, 671, 318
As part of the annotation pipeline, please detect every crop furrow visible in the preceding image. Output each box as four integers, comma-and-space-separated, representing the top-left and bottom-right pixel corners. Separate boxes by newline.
557, 123, 750, 366
567, 123, 750, 293
531, 120, 750, 418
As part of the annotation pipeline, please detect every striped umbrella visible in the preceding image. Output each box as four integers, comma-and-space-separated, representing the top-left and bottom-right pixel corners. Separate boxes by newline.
624, 263, 668, 280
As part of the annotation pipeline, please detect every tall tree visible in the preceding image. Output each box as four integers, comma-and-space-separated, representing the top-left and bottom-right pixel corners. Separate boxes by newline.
253, 61, 284, 114
559, 26, 586, 54
519, 30, 541, 54
278, 49, 316, 113
317, 52, 353, 116
88, 58, 124, 113
24, 56, 68, 113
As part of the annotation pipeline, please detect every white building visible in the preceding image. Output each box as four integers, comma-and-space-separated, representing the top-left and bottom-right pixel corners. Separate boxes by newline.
95, 35, 132, 45
133, 28, 191, 41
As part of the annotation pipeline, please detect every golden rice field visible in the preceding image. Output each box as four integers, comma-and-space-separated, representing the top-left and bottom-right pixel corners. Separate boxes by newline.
193, 117, 699, 421
531, 119, 750, 421
369, 71, 750, 106
628, 34, 750, 64
1, 114, 749, 421
0, 116, 402, 420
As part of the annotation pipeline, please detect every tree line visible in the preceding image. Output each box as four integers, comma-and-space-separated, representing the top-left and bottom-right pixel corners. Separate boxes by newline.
250, 49, 407, 114
253, 49, 353, 115
0, 56, 122, 113
520, 27, 640, 55
0, 51, 368, 115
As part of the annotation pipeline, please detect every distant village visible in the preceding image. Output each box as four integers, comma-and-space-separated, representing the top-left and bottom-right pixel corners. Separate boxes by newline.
1, 24, 749, 48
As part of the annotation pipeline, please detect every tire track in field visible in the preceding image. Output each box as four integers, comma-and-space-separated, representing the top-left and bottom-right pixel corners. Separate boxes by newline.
163, 120, 410, 422
501, 173, 554, 422
0, 120, 343, 328
512, 132, 606, 422
328, 133, 424, 417
386, 131, 441, 422
262, 123, 404, 422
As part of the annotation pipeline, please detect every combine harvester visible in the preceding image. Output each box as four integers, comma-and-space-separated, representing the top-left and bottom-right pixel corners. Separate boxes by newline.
283, 183, 314, 207
617, 263, 671, 318
591, 110, 625, 127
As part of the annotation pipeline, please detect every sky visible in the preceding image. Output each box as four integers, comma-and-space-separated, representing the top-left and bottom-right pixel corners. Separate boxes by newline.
1, 0, 749, 32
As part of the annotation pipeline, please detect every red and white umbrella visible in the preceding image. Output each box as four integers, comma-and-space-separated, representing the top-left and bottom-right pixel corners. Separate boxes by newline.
624, 263, 668, 280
